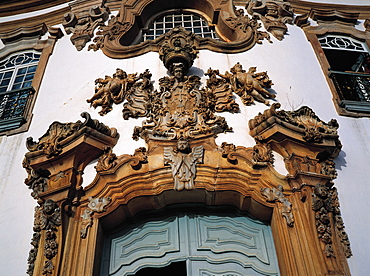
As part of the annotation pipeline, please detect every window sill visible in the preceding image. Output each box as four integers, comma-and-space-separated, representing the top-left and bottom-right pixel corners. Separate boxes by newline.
340, 100, 370, 113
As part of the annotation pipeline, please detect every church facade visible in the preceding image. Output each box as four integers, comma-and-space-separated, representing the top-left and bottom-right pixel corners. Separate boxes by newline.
0, 0, 370, 275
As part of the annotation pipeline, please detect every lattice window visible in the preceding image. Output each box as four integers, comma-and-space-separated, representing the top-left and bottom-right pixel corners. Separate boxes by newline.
141, 12, 218, 42
0, 51, 40, 93
316, 35, 370, 113
319, 35, 366, 52
0, 51, 39, 131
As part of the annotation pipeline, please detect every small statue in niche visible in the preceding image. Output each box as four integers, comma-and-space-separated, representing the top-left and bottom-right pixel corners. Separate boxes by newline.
164, 138, 204, 191
87, 68, 141, 115
218, 62, 275, 105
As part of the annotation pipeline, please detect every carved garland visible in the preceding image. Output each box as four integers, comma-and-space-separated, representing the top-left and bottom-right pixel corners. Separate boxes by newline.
27, 199, 61, 276
312, 182, 352, 258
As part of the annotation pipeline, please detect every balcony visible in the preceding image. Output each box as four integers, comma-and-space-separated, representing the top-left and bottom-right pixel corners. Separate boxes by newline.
329, 70, 370, 113
0, 86, 35, 132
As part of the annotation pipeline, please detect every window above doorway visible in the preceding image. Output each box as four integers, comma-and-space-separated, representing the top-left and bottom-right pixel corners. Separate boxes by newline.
138, 11, 219, 43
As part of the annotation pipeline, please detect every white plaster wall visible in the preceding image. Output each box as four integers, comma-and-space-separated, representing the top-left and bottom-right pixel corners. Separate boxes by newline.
0, 21, 370, 275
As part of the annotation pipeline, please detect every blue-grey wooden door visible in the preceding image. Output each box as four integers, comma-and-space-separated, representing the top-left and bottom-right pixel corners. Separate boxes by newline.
102, 211, 280, 276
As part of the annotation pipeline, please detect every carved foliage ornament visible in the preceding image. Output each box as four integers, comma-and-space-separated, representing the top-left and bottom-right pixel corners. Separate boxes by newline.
26, 112, 118, 158
226, 7, 272, 44
312, 183, 352, 258
247, 0, 294, 41
23, 157, 50, 201
261, 185, 294, 226
62, 4, 110, 51
95, 146, 148, 172
27, 199, 62, 276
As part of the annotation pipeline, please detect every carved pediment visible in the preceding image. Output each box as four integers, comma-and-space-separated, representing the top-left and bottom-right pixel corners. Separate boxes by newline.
26, 112, 118, 158
71, 0, 274, 57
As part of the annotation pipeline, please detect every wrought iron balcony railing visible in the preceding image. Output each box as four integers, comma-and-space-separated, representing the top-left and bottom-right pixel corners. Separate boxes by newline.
0, 86, 35, 132
329, 70, 370, 113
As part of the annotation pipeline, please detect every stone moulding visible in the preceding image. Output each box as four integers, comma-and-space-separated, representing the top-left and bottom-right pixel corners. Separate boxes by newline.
86, 0, 273, 58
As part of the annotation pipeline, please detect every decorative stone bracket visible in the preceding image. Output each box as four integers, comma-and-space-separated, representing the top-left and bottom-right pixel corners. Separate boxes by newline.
62, 3, 110, 51
81, 197, 111, 238
261, 185, 294, 226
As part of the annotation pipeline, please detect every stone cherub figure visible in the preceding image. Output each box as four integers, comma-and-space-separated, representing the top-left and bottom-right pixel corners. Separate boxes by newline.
87, 68, 141, 115
164, 138, 204, 191
218, 62, 275, 105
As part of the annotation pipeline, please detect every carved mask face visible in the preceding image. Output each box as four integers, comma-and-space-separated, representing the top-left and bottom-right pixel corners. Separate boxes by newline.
174, 68, 184, 80
177, 139, 189, 152
44, 199, 56, 215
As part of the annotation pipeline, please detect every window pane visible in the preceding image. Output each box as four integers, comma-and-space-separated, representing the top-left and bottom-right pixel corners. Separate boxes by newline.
141, 12, 219, 42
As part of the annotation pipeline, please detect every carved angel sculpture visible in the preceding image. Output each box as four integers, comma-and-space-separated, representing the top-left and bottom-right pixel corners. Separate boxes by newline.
219, 62, 275, 105
87, 68, 141, 116
164, 138, 204, 191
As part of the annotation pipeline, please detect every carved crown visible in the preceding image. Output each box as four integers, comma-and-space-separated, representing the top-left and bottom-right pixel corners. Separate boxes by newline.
158, 27, 198, 71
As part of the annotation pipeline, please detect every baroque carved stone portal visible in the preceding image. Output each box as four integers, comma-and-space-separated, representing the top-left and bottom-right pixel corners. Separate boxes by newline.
24, 22, 352, 276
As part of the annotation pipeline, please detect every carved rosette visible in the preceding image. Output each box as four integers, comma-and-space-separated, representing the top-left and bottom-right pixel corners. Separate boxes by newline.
261, 185, 294, 226
247, 0, 294, 41
312, 183, 352, 258
81, 197, 111, 238
62, 4, 110, 51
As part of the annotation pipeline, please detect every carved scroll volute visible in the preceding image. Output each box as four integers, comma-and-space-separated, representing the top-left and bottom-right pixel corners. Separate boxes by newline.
249, 103, 341, 188
24, 112, 119, 210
